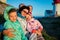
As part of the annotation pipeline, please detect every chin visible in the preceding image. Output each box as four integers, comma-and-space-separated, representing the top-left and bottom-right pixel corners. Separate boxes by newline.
12, 20, 16, 22
22, 15, 26, 16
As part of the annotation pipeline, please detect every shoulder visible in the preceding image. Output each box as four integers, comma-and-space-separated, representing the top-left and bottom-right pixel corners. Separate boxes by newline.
4, 21, 9, 25
17, 17, 22, 19
33, 18, 39, 22
35, 20, 39, 22
17, 17, 26, 21
17, 17, 23, 21
4, 20, 11, 26
33, 19, 41, 24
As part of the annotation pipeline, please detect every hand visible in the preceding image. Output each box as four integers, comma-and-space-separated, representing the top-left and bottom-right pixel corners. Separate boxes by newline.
36, 30, 42, 36
3, 28, 15, 38
7, 28, 15, 32
37, 29, 41, 32
3, 30, 9, 35
7, 31, 15, 38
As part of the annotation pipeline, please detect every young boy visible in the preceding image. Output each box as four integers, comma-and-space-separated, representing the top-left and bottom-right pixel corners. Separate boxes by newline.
3, 6, 27, 40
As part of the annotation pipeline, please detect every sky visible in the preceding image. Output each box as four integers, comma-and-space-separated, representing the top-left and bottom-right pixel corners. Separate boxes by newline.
7, 0, 53, 17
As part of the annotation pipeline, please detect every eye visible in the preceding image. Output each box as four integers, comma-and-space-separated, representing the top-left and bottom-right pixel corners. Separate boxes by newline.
23, 10, 28, 14
10, 16, 13, 17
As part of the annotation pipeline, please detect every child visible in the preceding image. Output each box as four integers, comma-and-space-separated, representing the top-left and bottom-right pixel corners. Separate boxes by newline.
28, 5, 32, 15
3, 6, 27, 40
26, 13, 44, 40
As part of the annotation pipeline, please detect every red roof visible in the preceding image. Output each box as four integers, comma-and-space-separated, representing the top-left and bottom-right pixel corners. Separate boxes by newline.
54, 0, 60, 4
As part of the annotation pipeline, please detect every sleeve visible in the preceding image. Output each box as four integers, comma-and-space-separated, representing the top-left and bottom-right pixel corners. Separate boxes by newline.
32, 29, 36, 33
4, 22, 13, 29
27, 22, 36, 33
36, 20, 43, 32
27, 22, 33, 33
20, 27, 28, 40
3, 22, 13, 36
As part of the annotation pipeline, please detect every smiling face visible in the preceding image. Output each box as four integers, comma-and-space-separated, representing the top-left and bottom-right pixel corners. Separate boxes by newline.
9, 11, 17, 22
26, 14, 32, 21
29, 6, 32, 12
21, 9, 29, 17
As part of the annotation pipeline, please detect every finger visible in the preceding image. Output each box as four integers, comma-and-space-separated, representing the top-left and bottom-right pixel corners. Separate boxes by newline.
8, 28, 15, 32
8, 33, 15, 37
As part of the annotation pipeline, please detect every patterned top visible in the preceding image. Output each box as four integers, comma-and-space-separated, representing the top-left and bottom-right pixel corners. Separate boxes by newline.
17, 17, 27, 34
26, 18, 43, 33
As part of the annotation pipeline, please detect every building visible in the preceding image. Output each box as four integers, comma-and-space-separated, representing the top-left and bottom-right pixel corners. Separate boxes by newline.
45, 10, 54, 17
0, 1, 9, 14
53, 0, 60, 17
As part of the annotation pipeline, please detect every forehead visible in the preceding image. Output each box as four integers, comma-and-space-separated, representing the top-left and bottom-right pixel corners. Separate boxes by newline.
23, 9, 28, 11
29, 6, 32, 8
9, 12, 17, 16
29, 6, 32, 7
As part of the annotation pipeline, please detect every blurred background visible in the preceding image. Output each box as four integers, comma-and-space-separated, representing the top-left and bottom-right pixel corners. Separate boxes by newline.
0, 0, 60, 40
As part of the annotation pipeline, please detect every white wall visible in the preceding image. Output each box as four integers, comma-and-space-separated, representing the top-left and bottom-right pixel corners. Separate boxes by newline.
55, 3, 60, 16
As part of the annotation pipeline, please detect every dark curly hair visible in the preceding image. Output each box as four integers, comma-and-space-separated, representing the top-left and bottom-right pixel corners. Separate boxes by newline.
18, 6, 29, 13
8, 8, 17, 15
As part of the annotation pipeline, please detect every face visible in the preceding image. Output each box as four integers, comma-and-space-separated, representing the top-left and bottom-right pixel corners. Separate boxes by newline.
9, 12, 17, 22
21, 9, 29, 17
26, 14, 32, 21
29, 6, 32, 12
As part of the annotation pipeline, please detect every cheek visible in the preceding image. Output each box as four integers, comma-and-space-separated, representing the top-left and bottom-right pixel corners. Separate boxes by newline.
15, 16, 17, 19
16, 16, 17, 19
29, 16, 31, 19
21, 11, 26, 16
28, 16, 31, 19
23, 13, 26, 15
26, 16, 29, 19
9, 17, 13, 20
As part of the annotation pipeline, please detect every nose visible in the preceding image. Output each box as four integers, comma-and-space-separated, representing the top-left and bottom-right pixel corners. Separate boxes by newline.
13, 17, 16, 20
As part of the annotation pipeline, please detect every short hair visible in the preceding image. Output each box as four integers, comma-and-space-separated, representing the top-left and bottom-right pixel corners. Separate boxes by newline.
8, 8, 17, 15
18, 6, 29, 13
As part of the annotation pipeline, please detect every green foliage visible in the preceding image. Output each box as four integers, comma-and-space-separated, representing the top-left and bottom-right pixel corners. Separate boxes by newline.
42, 29, 57, 40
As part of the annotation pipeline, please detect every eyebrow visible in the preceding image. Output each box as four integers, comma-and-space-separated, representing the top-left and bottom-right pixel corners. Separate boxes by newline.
23, 10, 28, 14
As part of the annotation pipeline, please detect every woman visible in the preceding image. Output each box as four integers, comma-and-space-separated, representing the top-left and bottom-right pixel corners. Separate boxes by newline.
17, 5, 29, 34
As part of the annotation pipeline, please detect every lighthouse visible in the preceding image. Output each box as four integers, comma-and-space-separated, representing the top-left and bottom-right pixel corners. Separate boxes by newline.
53, 0, 60, 17
0, 0, 6, 3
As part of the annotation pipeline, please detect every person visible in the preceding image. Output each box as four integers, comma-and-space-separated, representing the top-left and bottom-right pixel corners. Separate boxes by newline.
26, 13, 45, 40
3, 4, 29, 35
3, 6, 27, 40
18, 5, 37, 40
19, 3, 25, 7
28, 5, 33, 14
17, 5, 29, 34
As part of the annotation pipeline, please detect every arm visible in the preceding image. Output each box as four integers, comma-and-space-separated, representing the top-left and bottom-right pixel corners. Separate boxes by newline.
3, 22, 15, 37
36, 20, 43, 32
20, 27, 28, 40
27, 22, 33, 33
35, 20, 43, 35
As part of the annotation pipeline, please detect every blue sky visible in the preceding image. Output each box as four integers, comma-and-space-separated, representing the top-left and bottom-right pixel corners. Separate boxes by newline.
7, 0, 53, 17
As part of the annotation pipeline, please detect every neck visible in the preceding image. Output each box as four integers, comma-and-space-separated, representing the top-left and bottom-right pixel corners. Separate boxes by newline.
18, 12, 25, 19
26, 18, 32, 21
